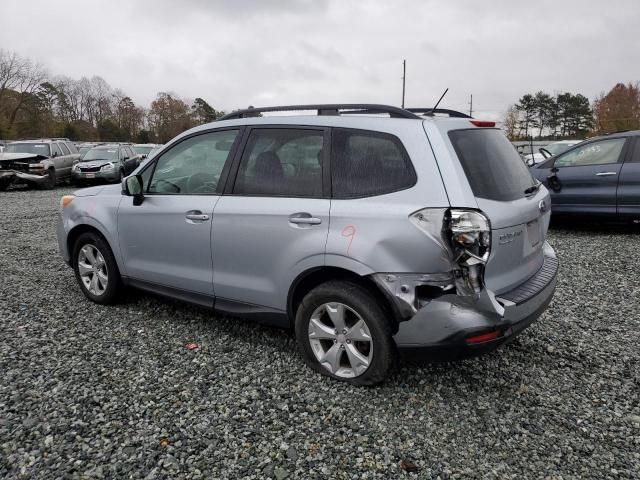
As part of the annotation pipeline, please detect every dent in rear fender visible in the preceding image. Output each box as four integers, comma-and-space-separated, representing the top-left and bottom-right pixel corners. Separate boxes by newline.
327, 194, 453, 274
64, 196, 125, 274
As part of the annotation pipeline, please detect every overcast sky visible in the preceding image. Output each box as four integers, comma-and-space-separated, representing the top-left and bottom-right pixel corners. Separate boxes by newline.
2, 0, 639, 120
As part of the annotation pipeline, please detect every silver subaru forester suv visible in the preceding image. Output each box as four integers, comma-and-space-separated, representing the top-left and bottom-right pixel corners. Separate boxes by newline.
57, 104, 558, 386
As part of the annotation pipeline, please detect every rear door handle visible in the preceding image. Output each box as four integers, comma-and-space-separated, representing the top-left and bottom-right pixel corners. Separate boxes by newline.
289, 214, 322, 225
595, 172, 617, 176
185, 212, 210, 221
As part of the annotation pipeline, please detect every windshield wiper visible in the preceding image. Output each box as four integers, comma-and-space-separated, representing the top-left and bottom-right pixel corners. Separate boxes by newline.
524, 182, 541, 195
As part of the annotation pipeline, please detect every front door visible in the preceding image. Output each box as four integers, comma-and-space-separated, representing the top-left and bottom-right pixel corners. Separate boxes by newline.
544, 137, 628, 215
117, 128, 241, 302
212, 127, 330, 313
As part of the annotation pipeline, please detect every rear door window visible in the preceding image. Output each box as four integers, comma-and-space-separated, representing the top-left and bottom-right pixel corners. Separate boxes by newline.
331, 128, 415, 198
448, 128, 537, 201
65, 142, 78, 154
233, 128, 324, 197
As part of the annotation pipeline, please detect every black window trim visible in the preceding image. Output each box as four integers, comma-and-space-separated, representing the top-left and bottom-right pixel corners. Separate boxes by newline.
329, 126, 417, 200
224, 124, 330, 199
550, 136, 630, 169
142, 126, 244, 196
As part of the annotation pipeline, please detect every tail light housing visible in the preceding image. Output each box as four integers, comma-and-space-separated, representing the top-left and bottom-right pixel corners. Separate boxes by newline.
409, 208, 491, 296
447, 209, 491, 295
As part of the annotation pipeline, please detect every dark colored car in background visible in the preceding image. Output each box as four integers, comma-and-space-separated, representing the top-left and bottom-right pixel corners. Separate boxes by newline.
530, 131, 640, 217
72, 144, 140, 185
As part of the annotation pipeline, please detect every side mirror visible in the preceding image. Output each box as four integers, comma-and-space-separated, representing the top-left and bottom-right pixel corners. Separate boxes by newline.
122, 174, 144, 206
550, 166, 559, 173
52, 152, 58, 158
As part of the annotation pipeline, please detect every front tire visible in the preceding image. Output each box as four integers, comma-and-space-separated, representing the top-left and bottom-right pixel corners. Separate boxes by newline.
295, 281, 396, 386
72, 232, 122, 304
39, 168, 56, 190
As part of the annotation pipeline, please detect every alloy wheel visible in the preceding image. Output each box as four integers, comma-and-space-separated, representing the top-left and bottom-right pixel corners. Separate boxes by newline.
308, 302, 373, 378
77, 244, 108, 296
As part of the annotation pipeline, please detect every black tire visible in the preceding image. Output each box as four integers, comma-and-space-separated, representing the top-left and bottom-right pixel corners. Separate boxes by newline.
295, 280, 397, 386
39, 168, 56, 190
72, 232, 122, 305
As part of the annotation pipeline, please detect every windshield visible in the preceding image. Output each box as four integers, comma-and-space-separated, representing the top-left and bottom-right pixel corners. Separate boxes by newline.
134, 146, 154, 155
78, 146, 93, 156
449, 128, 537, 201
81, 148, 118, 161
5, 143, 50, 156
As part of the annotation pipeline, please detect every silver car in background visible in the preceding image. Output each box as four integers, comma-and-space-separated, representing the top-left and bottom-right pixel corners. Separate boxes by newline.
57, 104, 558, 385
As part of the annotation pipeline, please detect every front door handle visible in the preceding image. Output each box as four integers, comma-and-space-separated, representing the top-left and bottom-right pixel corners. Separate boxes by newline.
185, 212, 210, 221
289, 214, 322, 225
595, 172, 617, 176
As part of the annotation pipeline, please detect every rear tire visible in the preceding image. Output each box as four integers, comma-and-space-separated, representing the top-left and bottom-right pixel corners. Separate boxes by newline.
295, 280, 397, 386
72, 232, 122, 305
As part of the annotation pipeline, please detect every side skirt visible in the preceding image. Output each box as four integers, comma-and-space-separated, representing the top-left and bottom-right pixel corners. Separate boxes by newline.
122, 277, 290, 329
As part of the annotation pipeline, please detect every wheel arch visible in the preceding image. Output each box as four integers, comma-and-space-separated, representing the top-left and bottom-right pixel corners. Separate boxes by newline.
287, 266, 402, 333
67, 223, 112, 261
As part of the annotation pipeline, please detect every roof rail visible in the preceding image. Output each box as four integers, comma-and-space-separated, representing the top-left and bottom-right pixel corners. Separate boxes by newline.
218, 104, 422, 121
406, 108, 472, 118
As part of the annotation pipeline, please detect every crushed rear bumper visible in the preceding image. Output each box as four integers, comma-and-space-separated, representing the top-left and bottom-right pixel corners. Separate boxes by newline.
393, 242, 558, 359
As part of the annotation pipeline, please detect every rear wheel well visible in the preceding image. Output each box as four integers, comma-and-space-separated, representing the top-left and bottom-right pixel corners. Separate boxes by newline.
288, 267, 400, 333
67, 225, 109, 259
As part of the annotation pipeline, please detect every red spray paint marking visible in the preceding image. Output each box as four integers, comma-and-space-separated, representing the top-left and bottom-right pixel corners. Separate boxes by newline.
341, 225, 356, 256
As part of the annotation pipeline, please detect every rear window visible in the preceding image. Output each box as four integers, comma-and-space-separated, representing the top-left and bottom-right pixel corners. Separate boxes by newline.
449, 128, 537, 201
331, 128, 415, 198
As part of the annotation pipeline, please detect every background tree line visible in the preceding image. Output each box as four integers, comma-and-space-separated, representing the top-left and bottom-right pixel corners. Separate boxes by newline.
504, 82, 640, 141
0, 49, 224, 143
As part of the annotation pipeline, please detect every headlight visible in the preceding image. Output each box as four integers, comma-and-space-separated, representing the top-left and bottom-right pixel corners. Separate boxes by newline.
101, 163, 115, 172
72, 164, 79, 171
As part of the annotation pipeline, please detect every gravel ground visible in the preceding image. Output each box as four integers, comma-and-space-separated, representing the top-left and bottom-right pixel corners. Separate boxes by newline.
1, 185, 639, 479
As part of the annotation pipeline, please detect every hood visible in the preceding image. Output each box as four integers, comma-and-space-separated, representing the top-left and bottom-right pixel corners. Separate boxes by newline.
73, 183, 121, 197
0, 152, 48, 162
74, 185, 106, 197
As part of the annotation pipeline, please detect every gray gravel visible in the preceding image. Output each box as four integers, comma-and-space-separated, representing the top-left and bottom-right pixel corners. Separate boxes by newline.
1, 186, 639, 479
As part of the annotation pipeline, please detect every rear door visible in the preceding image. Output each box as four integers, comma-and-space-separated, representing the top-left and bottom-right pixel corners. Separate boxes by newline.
447, 127, 550, 294
617, 136, 640, 216
212, 126, 330, 314
543, 137, 627, 215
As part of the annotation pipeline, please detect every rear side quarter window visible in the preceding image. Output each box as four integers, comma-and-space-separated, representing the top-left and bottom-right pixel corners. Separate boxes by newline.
331, 128, 416, 199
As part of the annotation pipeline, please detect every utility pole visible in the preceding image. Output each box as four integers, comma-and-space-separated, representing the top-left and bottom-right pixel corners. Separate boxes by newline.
468, 94, 473, 117
401, 60, 406, 108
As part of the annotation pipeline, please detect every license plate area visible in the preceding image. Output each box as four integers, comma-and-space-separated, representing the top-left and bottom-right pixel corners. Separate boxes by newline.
85, 173, 95, 178
527, 219, 541, 246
